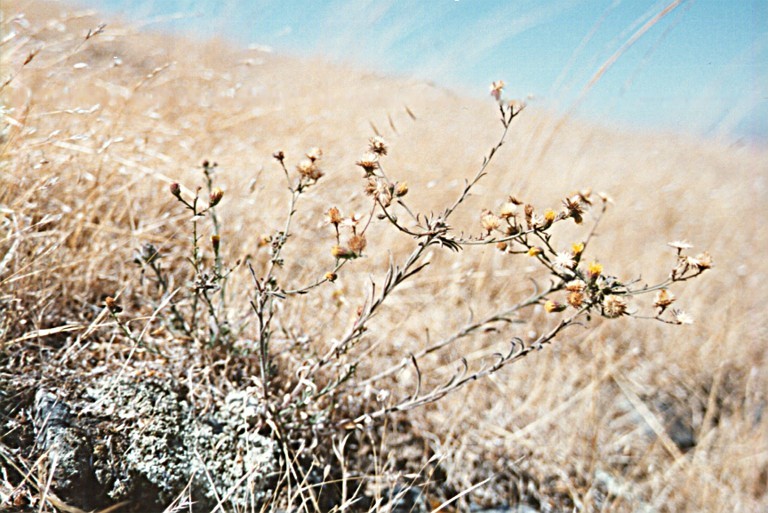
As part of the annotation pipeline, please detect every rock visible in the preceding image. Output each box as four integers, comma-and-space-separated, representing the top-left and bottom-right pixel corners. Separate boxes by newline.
32, 378, 279, 512
34, 389, 108, 509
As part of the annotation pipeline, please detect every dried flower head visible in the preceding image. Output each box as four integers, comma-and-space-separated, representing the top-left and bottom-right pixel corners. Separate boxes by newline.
368, 136, 388, 156
490, 80, 505, 101
689, 252, 713, 271
356, 152, 379, 175
567, 291, 584, 309
364, 178, 379, 197
395, 182, 409, 197
499, 202, 518, 219
481, 211, 502, 234
326, 207, 343, 226
565, 279, 586, 293
169, 182, 181, 199
653, 289, 675, 313
348, 234, 367, 256
272, 150, 285, 162
603, 295, 628, 318
209, 187, 224, 207
524, 204, 534, 229
325, 272, 338, 282
210, 234, 221, 252
562, 195, 585, 224
341, 213, 364, 230
544, 300, 566, 313
297, 158, 324, 181
306, 147, 323, 162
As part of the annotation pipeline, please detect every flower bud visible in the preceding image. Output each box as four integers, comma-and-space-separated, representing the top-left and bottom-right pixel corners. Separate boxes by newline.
105, 296, 122, 314
209, 187, 224, 207
544, 300, 566, 313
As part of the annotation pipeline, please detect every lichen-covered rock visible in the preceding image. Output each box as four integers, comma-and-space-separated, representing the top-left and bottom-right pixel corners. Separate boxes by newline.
33, 389, 109, 509
33, 377, 278, 512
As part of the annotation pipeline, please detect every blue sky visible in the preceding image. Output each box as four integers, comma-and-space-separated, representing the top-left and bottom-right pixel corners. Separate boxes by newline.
93, 0, 767, 145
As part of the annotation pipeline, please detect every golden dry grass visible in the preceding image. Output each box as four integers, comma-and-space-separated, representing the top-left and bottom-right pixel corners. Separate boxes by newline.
1, 1, 767, 512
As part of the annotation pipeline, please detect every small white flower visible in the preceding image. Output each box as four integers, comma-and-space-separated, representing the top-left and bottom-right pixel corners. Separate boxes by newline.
667, 240, 693, 250
553, 252, 576, 276
673, 309, 694, 325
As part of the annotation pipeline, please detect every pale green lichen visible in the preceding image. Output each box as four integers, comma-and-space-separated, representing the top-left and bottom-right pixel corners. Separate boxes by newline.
83, 378, 278, 510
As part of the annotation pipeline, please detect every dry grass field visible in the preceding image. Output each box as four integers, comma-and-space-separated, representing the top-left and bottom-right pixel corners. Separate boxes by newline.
1, 2, 767, 512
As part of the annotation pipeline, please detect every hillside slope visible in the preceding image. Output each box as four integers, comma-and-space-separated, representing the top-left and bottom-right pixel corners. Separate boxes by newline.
1, 2, 767, 512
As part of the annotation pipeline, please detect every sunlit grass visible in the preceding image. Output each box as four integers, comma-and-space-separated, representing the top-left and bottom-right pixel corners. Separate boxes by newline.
1, 2, 767, 512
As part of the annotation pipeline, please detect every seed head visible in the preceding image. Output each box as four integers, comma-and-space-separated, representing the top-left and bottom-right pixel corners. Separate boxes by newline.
673, 309, 694, 325
368, 136, 388, 156
499, 202, 518, 219
653, 289, 675, 313
553, 252, 576, 275
273, 150, 285, 162
567, 291, 584, 309
297, 158, 324, 181
306, 147, 323, 162
565, 279, 586, 293
689, 252, 713, 271
326, 207, 343, 226
603, 295, 628, 318
524, 204, 534, 229
348, 234, 367, 256
562, 195, 585, 224
480, 211, 502, 234
210, 234, 221, 252
356, 152, 379, 175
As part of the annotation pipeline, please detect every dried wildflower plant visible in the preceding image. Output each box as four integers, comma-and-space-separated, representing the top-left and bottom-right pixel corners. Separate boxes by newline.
100, 80, 711, 508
